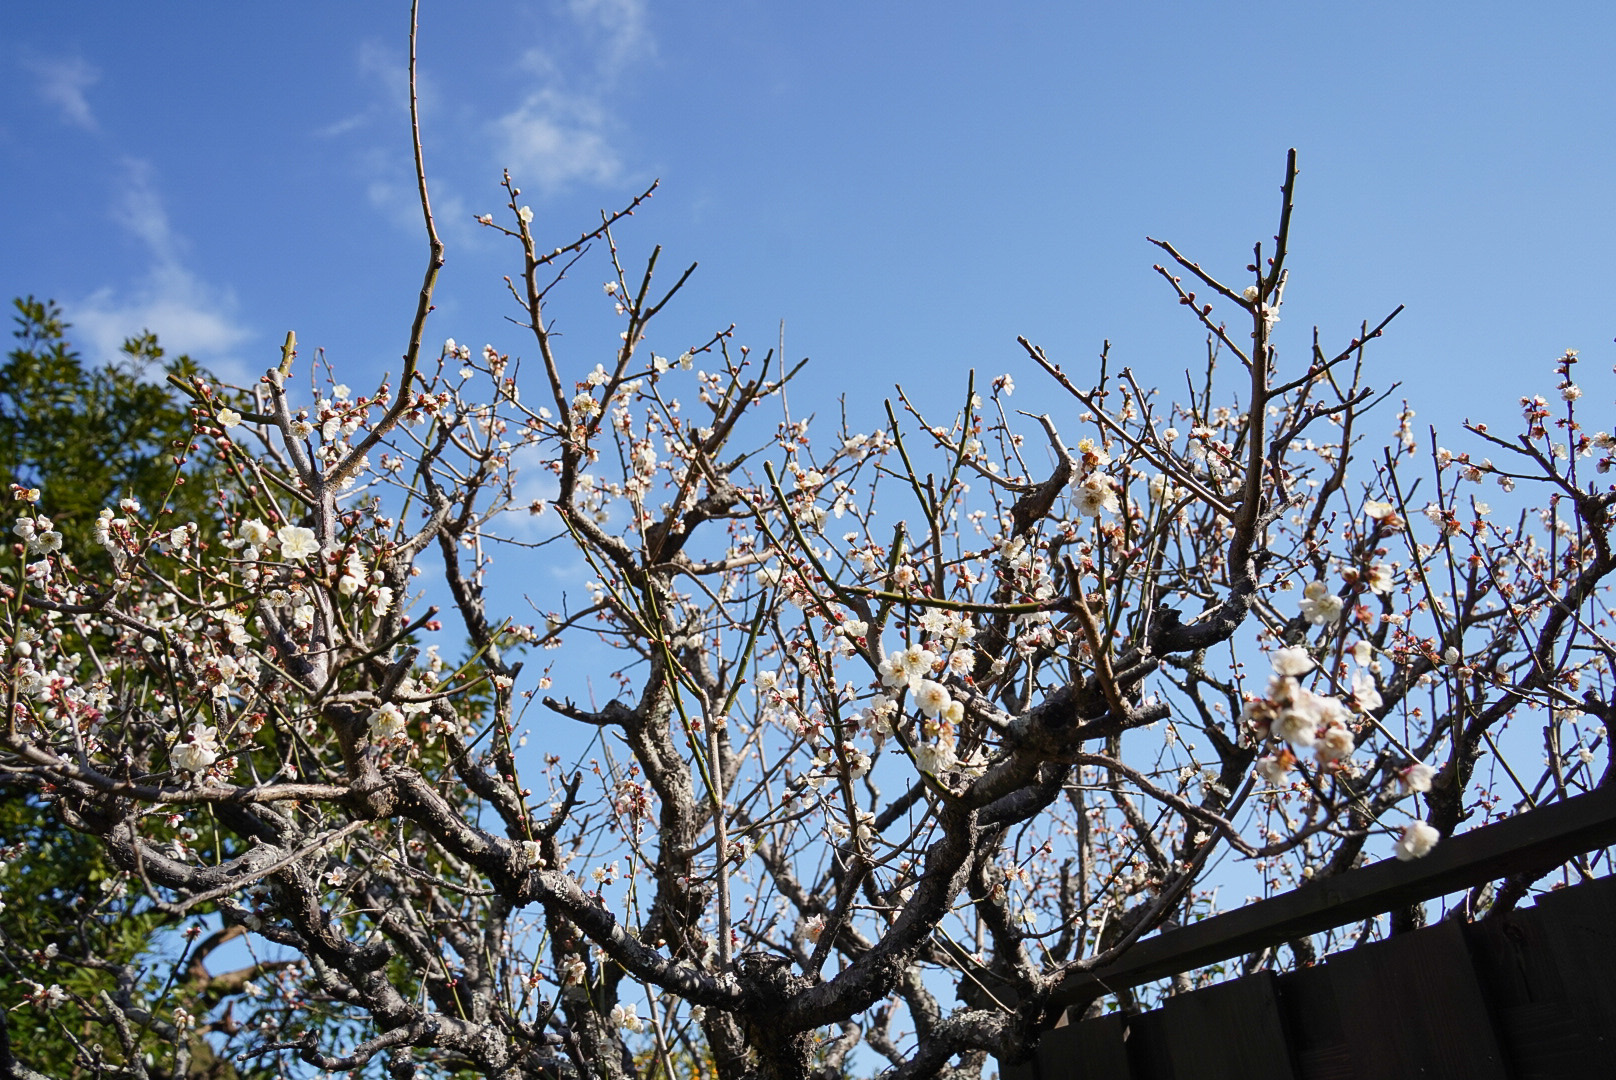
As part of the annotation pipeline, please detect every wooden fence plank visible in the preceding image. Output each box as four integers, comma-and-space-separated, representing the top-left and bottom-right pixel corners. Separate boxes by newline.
1161, 971, 1295, 1080
1032, 1013, 1132, 1080
1003, 791, 1616, 1080
1017, 875, 1616, 1080
1466, 897, 1597, 1079
1275, 965, 1353, 1080
1001, 1056, 1037, 1080
1526, 874, 1616, 1076
1318, 920, 1508, 1079
1049, 785, 1616, 1010
1121, 1008, 1176, 1080
1002, 1057, 1037, 1080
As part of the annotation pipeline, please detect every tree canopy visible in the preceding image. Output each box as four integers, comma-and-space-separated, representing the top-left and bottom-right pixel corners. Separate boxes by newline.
0, 297, 229, 568
0, 299, 254, 1079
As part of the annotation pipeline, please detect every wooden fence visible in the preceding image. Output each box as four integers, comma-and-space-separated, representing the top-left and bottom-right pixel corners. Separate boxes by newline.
1001, 783, 1616, 1080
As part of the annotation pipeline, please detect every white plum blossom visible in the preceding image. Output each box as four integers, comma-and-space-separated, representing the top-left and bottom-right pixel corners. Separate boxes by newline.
913, 679, 952, 718
1315, 723, 1355, 763
879, 645, 936, 691
15, 516, 63, 555
172, 724, 221, 774
520, 840, 546, 866
862, 696, 898, 738
1270, 695, 1320, 748
1401, 762, 1435, 793
369, 702, 408, 743
1298, 581, 1343, 625
24, 982, 69, 1009
277, 525, 319, 562
1148, 472, 1176, 503
1255, 753, 1292, 784
218, 408, 243, 428
337, 555, 366, 596
1073, 475, 1120, 517
912, 739, 957, 775
1395, 820, 1440, 861
1271, 646, 1314, 678
1348, 669, 1382, 714
1075, 437, 1110, 471
610, 1003, 643, 1033
92, 509, 119, 552
1252, 657, 1353, 751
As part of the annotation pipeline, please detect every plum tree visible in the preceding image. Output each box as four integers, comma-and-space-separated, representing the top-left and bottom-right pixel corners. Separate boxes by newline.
2, 11, 1611, 1080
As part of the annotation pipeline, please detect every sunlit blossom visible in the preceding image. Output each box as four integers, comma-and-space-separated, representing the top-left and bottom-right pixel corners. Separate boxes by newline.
172, 724, 221, 774
369, 703, 408, 744
1395, 820, 1440, 861
277, 525, 319, 562
1298, 581, 1343, 625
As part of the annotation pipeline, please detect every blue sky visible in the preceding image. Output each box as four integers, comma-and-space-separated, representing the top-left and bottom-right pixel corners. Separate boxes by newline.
5, 1, 1615, 440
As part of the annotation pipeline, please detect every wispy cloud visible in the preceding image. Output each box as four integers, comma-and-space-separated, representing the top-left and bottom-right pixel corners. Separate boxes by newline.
564, 0, 652, 80
71, 159, 251, 378
24, 53, 100, 131
491, 0, 652, 193
331, 40, 475, 240
330, 0, 653, 232
494, 89, 621, 189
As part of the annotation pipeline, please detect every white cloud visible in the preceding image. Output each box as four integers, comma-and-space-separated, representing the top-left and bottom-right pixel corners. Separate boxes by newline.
69, 160, 250, 379
335, 0, 652, 228
333, 40, 481, 243
357, 39, 412, 114
25, 54, 100, 131
504, 445, 565, 541
112, 159, 178, 260
491, 0, 651, 193
565, 0, 651, 79
494, 89, 621, 190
